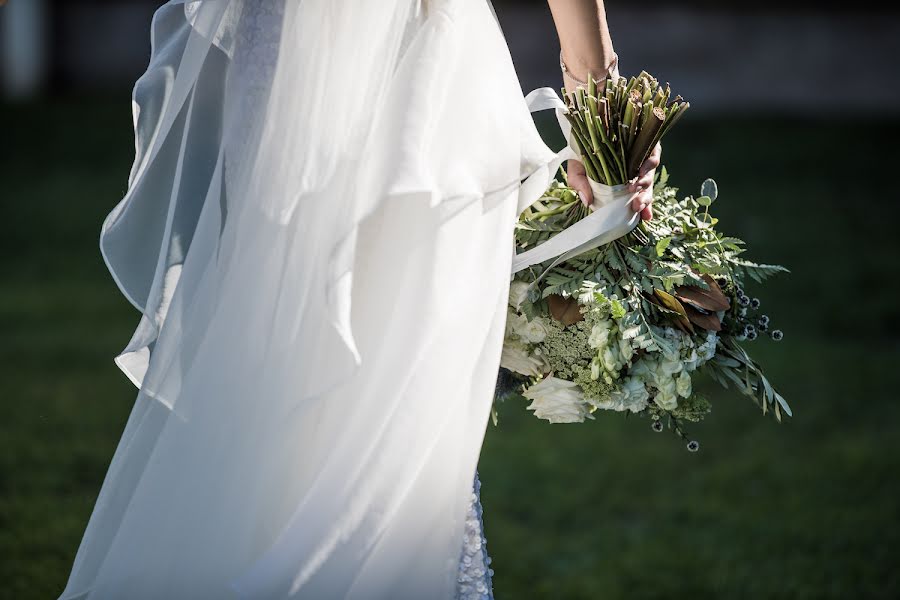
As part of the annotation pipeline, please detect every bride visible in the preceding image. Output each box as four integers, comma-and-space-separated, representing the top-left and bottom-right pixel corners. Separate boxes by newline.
59, 0, 659, 598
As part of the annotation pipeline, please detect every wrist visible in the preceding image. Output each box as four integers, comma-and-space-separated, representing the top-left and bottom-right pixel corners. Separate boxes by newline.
560, 51, 620, 89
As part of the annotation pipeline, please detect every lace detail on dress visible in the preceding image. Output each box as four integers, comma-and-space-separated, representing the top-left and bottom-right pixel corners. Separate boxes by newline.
456, 471, 495, 600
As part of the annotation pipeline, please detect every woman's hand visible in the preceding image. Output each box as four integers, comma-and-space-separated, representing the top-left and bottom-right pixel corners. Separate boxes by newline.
567, 142, 661, 221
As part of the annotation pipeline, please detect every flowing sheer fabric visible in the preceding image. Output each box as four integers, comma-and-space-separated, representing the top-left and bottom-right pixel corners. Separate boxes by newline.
60, 1, 559, 598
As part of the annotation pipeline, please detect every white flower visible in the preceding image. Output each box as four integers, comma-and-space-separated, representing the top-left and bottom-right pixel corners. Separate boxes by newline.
654, 376, 679, 410
697, 331, 718, 362
590, 358, 601, 380
508, 281, 531, 309
523, 376, 592, 424
508, 313, 528, 336
601, 346, 620, 372
593, 376, 649, 413
500, 340, 548, 377
630, 356, 654, 379
519, 317, 549, 344
676, 370, 692, 398
658, 356, 683, 376
588, 320, 613, 349
618, 336, 634, 363
682, 348, 700, 372
507, 313, 548, 344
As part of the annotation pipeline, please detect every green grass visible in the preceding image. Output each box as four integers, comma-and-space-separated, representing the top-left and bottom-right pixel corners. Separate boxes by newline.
2, 96, 898, 599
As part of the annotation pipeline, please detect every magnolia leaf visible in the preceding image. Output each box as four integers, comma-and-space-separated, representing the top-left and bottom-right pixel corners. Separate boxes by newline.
700, 178, 718, 202
547, 294, 584, 326
696, 195, 712, 207
674, 274, 730, 312
652, 289, 694, 333
682, 303, 721, 331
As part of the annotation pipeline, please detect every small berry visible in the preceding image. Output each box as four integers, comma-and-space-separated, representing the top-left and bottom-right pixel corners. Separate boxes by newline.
750, 297, 761, 310
758, 314, 770, 326
687, 440, 700, 452
651, 420, 664, 433
738, 295, 750, 307
757, 320, 769, 332
746, 329, 758, 341
771, 329, 783, 341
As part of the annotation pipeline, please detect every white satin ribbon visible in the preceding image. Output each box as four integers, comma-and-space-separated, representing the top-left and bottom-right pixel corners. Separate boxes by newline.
514, 87, 640, 279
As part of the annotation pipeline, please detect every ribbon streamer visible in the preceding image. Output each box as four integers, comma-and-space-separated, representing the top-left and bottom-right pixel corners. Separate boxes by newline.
514, 88, 640, 281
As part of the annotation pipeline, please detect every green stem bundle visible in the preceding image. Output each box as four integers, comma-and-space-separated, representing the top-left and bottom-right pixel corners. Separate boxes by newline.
562, 72, 689, 185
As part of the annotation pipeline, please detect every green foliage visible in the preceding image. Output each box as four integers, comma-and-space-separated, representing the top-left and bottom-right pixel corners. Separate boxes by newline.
510, 165, 791, 436
707, 337, 792, 421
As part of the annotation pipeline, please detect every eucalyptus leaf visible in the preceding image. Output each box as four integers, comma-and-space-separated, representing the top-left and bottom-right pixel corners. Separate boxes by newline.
700, 178, 718, 201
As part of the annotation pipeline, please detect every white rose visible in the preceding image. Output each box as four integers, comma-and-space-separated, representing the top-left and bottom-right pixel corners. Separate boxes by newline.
508, 313, 529, 337
523, 376, 592, 424
508, 281, 531, 309
676, 370, 692, 398
520, 317, 549, 343
623, 376, 650, 406
500, 340, 549, 377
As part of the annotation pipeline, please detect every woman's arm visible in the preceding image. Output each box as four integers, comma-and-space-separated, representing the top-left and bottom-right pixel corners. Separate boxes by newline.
547, 0, 659, 220
547, 0, 616, 90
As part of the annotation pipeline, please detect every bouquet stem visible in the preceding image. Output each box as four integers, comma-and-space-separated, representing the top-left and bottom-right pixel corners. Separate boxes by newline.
562, 72, 690, 185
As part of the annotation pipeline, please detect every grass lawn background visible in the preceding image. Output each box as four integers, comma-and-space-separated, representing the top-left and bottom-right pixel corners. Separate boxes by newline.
2, 96, 898, 599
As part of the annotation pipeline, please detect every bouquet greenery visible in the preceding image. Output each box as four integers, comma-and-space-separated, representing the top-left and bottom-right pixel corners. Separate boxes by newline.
498, 73, 789, 450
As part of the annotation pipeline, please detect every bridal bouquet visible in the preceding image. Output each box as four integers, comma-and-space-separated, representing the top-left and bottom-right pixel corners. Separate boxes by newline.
498, 73, 790, 450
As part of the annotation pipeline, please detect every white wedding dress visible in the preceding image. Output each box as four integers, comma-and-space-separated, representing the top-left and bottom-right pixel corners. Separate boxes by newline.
59, 1, 561, 598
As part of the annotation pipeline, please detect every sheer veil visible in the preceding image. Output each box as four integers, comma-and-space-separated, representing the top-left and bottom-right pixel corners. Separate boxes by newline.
63, 0, 559, 597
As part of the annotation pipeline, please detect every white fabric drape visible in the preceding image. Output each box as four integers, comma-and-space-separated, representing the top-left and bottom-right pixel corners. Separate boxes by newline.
60, 1, 560, 598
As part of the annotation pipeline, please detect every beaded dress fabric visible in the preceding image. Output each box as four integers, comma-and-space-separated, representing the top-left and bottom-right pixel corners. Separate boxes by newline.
456, 472, 496, 599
